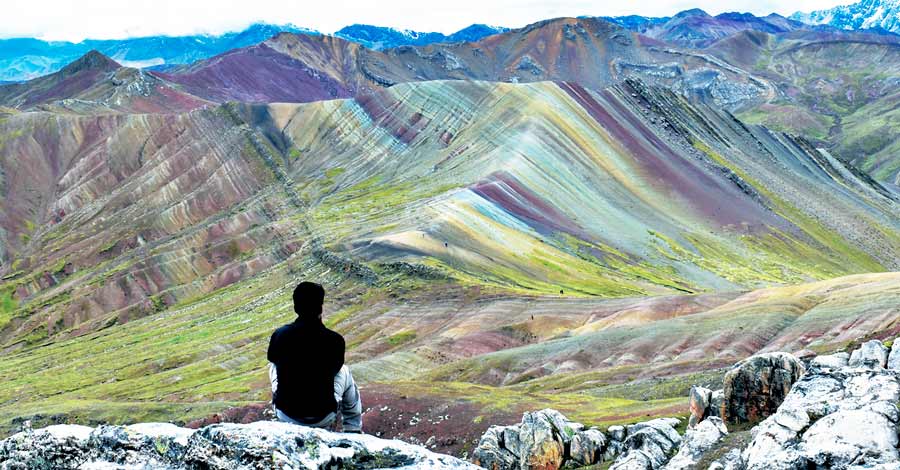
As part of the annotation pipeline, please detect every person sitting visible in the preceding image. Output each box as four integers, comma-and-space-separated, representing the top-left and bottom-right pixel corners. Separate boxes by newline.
267, 281, 362, 432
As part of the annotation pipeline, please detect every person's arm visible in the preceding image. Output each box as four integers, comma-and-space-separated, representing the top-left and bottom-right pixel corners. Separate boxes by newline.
267, 330, 280, 364
332, 335, 346, 373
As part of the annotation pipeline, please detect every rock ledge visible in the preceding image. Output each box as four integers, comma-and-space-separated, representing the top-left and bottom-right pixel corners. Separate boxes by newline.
0, 420, 481, 469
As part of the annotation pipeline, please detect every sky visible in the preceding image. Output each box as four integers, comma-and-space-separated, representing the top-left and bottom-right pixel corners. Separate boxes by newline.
5, 0, 852, 42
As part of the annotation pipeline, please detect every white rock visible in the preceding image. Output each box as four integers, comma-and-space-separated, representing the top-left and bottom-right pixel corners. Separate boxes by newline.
626, 417, 681, 436
608, 425, 627, 441
664, 417, 728, 470
810, 352, 849, 369
708, 448, 743, 470
778, 367, 900, 419
743, 410, 807, 470
38, 424, 94, 441
849, 464, 900, 470
801, 410, 899, 468
772, 406, 810, 432
611, 418, 681, 470
125, 422, 195, 446
888, 339, 900, 371
610, 450, 655, 470
848, 340, 888, 369
0, 421, 480, 470
742, 356, 900, 470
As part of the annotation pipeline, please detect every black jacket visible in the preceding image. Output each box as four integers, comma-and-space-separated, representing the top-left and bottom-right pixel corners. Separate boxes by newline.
267, 318, 345, 422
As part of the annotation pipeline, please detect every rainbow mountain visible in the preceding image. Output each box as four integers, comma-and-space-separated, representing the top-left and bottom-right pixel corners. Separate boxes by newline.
0, 14, 899, 455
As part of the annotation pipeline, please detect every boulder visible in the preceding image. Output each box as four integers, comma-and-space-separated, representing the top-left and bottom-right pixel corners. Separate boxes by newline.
474, 426, 518, 470
568, 428, 606, 468
608, 425, 627, 442
800, 410, 899, 468
810, 352, 849, 370
610, 419, 681, 470
626, 418, 681, 435
722, 352, 805, 425
0, 421, 480, 470
514, 411, 566, 469
663, 417, 728, 470
848, 340, 888, 369
687, 386, 712, 429
888, 339, 900, 371
473, 409, 589, 470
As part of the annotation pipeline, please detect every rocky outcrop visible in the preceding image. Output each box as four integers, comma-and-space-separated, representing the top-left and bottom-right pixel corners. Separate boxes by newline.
588, 340, 900, 470
473, 409, 574, 469
741, 340, 900, 470
475, 426, 519, 470
0, 421, 480, 469
664, 417, 728, 470
722, 352, 805, 425
473, 410, 681, 470
473, 409, 604, 470
609, 418, 682, 470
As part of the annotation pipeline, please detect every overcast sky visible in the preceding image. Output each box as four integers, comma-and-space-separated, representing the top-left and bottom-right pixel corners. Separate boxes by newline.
6, 0, 851, 42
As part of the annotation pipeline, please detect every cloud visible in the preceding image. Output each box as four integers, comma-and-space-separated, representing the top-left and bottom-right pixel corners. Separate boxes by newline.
5, 0, 852, 41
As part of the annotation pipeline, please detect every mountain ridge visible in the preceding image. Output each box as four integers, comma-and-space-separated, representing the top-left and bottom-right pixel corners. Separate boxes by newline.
335, 23, 509, 49
3, 3, 899, 84
0, 50, 210, 113
6, 15, 900, 184
0, 22, 509, 82
792, 0, 900, 33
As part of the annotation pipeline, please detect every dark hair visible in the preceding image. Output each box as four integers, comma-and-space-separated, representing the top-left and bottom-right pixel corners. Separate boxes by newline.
293, 282, 325, 319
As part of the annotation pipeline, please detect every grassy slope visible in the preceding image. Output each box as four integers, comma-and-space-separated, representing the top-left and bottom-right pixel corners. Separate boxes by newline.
838, 90, 900, 184
0, 266, 897, 444
717, 36, 900, 182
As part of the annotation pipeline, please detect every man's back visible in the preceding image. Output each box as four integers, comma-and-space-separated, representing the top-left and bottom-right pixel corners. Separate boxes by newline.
267, 318, 345, 422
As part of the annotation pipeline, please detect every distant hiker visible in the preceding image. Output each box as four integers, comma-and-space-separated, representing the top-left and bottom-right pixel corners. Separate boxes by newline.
268, 282, 362, 433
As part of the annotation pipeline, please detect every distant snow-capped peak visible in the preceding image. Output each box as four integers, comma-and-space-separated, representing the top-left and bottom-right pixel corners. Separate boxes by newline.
791, 0, 900, 32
